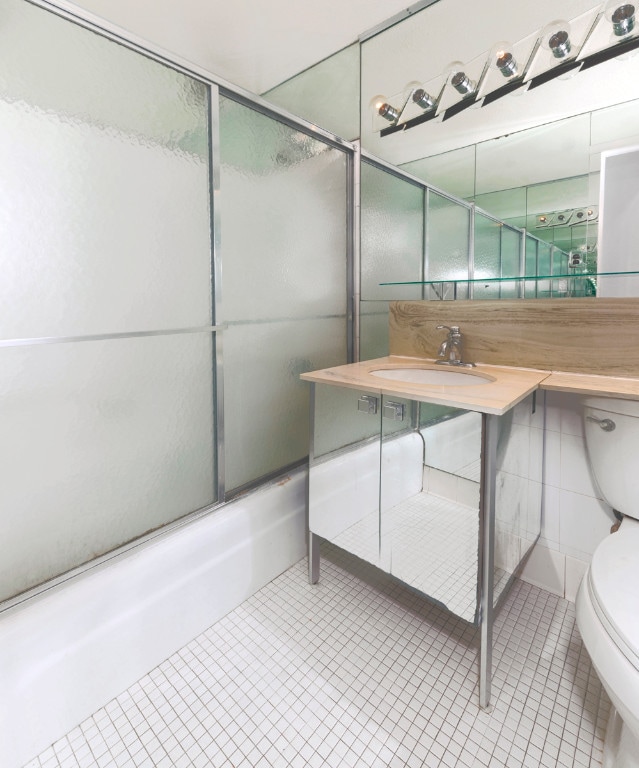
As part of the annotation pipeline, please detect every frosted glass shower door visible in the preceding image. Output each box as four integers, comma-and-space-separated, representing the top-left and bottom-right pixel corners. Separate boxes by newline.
219, 97, 349, 492
0, 0, 216, 602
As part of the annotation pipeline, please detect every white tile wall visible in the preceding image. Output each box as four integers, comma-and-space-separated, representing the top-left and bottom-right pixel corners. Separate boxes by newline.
522, 391, 616, 600
559, 491, 615, 561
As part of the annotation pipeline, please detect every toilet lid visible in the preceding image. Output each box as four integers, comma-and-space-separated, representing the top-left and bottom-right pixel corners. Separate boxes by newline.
589, 517, 639, 672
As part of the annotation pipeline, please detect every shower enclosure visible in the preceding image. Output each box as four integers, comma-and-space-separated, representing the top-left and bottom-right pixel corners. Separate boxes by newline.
0, 0, 354, 606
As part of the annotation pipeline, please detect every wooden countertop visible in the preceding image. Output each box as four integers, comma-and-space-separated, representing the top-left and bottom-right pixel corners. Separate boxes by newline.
300, 356, 549, 415
541, 371, 639, 399
301, 357, 639, 414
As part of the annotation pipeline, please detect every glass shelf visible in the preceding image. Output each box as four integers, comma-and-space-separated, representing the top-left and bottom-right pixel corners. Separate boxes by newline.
379, 270, 639, 287
378, 270, 639, 299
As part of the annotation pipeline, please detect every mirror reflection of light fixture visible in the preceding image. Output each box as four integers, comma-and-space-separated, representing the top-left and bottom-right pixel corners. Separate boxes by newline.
447, 62, 476, 96
568, 251, 585, 268
556, 210, 573, 224
489, 41, 519, 78
605, 1, 636, 36
370, 94, 399, 122
542, 20, 573, 59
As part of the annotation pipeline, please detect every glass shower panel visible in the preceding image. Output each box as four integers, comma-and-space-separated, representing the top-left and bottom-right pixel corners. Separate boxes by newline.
219, 96, 348, 491
0, 0, 216, 603
360, 162, 424, 302
224, 317, 347, 490
473, 212, 501, 300
360, 301, 391, 360
500, 226, 521, 298
426, 191, 471, 299
0, 0, 212, 339
0, 334, 216, 602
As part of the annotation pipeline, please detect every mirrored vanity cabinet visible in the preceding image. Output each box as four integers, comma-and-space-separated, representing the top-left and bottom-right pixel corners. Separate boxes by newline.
303, 375, 545, 709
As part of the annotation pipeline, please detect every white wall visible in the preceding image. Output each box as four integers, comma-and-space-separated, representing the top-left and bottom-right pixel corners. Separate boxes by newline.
0, 472, 307, 768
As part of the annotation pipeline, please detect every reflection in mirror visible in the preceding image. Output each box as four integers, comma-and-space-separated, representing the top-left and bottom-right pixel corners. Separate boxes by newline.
359, 1, 639, 297
382, 401, 481, 623
309, 385, 544, 624
494, 393, 544, 606
402, 109, 604, 286
309, 383, 383, 569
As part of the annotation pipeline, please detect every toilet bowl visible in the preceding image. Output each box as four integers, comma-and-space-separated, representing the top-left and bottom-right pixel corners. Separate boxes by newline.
577, 396, 639, 768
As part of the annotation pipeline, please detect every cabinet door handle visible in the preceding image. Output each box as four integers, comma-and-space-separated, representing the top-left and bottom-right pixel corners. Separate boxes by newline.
383, 401, 405, 421
586, 415, 616, 432
357, 395, 378, 415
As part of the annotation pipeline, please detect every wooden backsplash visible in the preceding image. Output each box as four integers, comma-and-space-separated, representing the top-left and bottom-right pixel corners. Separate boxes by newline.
389, 298, 639, 377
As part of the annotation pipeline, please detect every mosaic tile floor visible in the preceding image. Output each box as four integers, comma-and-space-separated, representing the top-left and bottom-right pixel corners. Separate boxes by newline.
26, 545, 609, 768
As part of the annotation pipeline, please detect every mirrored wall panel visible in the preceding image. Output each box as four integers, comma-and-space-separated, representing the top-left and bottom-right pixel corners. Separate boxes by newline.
309, 383, 382, 569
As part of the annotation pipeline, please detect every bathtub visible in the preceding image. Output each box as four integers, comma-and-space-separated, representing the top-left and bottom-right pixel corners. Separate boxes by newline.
0, 470, 307, 768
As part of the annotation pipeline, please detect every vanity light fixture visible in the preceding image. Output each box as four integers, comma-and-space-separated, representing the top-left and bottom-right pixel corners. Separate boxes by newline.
412, 86, 437, 110
370, 94, 399, 122
446, 61, 477, 97
542, 20, 573, 59
451, 69, 476, 95
605, 1, 636, 36
490, 42, 519, 78
404, 81, 438, 112
376, 7, 639, 137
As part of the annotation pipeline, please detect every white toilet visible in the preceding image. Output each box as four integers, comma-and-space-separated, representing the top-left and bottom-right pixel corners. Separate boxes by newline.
577, 396, 639, 768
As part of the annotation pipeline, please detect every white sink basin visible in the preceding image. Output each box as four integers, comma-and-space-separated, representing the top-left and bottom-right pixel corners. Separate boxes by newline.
370, 367, 491, 386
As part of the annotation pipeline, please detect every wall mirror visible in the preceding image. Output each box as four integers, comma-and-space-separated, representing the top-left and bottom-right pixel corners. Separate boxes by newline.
359, 0, 639, 294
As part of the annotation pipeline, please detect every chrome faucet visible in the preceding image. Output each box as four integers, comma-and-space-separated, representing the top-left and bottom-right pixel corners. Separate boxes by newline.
435, 325, 475, 367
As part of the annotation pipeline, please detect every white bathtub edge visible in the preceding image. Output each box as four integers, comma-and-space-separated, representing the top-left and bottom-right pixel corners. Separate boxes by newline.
0, 470, 307, 768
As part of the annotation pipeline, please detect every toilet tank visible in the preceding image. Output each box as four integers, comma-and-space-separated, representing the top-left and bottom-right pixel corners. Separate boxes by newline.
583, 396, 639, 517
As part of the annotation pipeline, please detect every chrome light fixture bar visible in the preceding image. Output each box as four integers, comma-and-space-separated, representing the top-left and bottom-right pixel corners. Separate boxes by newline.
377, 1, 639, 137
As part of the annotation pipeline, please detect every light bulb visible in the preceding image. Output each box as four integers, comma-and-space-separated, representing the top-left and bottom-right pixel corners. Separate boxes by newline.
369, 94, 399, 122
405, 81, 436, 111
542, 20, 572, 59
446, 61, 476, 96
489, 41, 519, 78
605, 1, 636, 36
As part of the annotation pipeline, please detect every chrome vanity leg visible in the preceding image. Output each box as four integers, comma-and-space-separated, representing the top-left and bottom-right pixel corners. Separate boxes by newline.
479, 412, 498, 709
308, 530, 319, 584
307, 382, 320, 584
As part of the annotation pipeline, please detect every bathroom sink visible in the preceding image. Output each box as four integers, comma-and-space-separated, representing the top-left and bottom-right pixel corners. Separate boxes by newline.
369, 367, 491, 386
